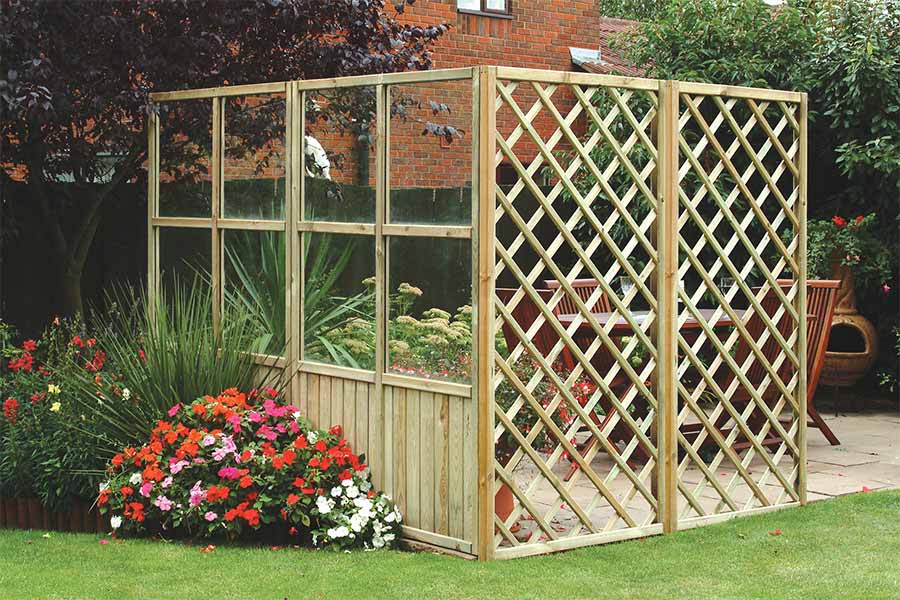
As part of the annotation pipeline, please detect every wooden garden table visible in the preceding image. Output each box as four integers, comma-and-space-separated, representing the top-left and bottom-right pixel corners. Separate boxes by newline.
555, 308, 736, 335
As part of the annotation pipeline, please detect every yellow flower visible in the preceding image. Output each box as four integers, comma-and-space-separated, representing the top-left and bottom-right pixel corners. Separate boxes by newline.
48, 384, 61, 395
50, 402, 62, 412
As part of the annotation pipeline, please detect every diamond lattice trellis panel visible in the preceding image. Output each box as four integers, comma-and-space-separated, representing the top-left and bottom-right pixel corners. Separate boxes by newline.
491, 74, 666, 554
672, 87, 805, 524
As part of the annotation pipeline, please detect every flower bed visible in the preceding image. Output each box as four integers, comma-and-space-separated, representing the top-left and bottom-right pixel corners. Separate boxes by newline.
100, 389, 401, 550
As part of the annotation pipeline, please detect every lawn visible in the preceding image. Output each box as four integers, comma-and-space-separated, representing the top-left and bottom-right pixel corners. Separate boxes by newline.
2, 491, 899, 600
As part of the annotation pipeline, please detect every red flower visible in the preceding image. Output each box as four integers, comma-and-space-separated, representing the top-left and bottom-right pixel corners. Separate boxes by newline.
329, 424, 342, 437
338, 469, 352, 481
120, 486, 134, 497
242, 509, 260, 527
292, 477, 306, 488
855, 215, 864, 224
293, 435, 308, 449
206, 485, 230, 503
308, 457, 319, 469
832, 215, 847, 227
239, 475, 253, 489
111, 454, 124, 468
3, 397, 19, 424
272, 456, 284, 470
22, 340, 36, 352
315, 440, 327, 452
286, 494, 300, 505
282, 449, 296, 465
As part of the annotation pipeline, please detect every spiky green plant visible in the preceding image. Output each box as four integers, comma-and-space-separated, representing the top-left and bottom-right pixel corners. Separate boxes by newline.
67, 280, 285, 455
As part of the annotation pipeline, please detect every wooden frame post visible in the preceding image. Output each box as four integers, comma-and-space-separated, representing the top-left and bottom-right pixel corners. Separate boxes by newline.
474, 66, 497, 561
656, 79, 679, 534
211, 97, 223, 334
795, 93, 809, 505
147, 110, 159, 317
287, 82, 301, 405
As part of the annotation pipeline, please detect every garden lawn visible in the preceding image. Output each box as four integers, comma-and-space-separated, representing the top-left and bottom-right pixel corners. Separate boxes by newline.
2, 491, 899, 600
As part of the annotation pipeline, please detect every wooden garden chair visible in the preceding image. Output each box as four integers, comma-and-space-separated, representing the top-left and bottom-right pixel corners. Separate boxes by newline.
541, 278, 613, 314
689, 279, 841, 450
495, 288, 644, 477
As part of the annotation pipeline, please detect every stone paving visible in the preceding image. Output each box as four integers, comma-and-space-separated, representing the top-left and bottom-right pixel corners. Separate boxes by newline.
503, 409, 900, 543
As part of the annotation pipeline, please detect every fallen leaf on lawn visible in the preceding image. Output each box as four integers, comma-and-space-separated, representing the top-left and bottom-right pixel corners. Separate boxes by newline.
24, 541, 32, 545
769, 529, 782, 536
41, 533, 50, 539
270, 546, 282, 551
199, 544, 217, 553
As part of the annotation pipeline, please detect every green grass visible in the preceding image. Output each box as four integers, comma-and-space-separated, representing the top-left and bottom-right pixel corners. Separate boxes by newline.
2, 491, 899, 599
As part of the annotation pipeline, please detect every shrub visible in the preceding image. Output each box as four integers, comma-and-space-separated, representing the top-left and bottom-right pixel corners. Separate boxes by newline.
0, 319, 107, 507
99, 389, 402, 550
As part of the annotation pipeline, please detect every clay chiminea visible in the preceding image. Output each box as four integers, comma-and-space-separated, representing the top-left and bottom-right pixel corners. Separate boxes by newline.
820, 257, 879, 387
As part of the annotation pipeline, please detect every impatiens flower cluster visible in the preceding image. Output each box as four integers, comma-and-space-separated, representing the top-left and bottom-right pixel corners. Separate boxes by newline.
99, 388, 401, 550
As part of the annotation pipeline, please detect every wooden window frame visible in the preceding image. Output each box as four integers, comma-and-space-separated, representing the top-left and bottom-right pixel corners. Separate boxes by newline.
457, 0, 512, 18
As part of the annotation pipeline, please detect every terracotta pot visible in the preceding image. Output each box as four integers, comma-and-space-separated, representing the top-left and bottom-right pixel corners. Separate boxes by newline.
495, 483, 515, 523
821, 260, 879, 387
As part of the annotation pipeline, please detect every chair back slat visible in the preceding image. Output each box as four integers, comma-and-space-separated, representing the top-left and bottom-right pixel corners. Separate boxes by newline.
732, 280, 840, 398
496, 288, 573, 369
542, 279, 612, 315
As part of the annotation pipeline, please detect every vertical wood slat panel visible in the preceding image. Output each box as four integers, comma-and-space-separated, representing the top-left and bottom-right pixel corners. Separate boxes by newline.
436, 394, 451, 536
449, 396, 464, 539
420, 391, 435, 533
297, 374, 472, 546
406, 389, 421, 527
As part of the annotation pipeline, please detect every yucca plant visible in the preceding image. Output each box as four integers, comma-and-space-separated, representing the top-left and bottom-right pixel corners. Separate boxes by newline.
223, 230, 286, 354
67, 280, 285, 456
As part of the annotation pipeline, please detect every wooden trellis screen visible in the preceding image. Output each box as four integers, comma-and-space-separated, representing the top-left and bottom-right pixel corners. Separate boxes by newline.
147, 66, 806, 560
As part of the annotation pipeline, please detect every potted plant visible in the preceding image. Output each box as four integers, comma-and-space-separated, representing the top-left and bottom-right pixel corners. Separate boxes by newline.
808, 213, 893, 386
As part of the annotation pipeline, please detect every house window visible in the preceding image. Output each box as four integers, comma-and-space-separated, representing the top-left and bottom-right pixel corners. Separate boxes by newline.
458, 0, 511, 16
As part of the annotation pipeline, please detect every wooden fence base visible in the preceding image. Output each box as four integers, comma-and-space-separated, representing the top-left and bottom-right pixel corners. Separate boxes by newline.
0, 496, 110, 534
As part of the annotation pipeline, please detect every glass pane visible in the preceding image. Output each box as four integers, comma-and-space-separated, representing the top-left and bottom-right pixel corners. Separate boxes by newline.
158, 227, 212, 300
388, 237, 472, 383
389, 81, 472, 225
486, 0, 506, 10
223, 93, 286, 220
304, 87, 376, 223
159, 100, 212, 217
457, 0, 479, 9
223, 230, 285, 355
303, 233, 375, 369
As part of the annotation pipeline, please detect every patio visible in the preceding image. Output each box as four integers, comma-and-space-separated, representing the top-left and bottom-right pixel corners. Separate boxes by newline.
501, 406, 900, 542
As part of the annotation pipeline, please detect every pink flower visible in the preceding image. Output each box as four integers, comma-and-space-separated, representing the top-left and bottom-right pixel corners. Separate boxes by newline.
248, 410, 264, 423
204, 511, 218, 522
169, 458, 188, 474
883, 283, 891, 294
263, 399, 289, 418
202, 434, 217, 447
167, 403, 181, 417
139, 482, 153, 498
99, 539, 109, 545
227, 413, 242, 433
217, 466, 240, 480
161, 476, 173, 489
189, 481, 206, 507
257, 424, 277, 441
154, 495, 173, 511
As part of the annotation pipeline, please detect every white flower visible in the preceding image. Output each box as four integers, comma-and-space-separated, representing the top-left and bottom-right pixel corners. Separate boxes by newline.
341, 478, 353, 487
384, 532, 396, 543
372, 535, 385, 548
307, 431, 318, 443
331, 486, 343, 498
129, 472, 142, 485
350, 513, 366, 533
346, 485, 359, 499
327, 525, 349, 538
98, 481, 110, 493
109, 516, 122, 530
122, 388, 131, 400
316, 495, 332, 515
